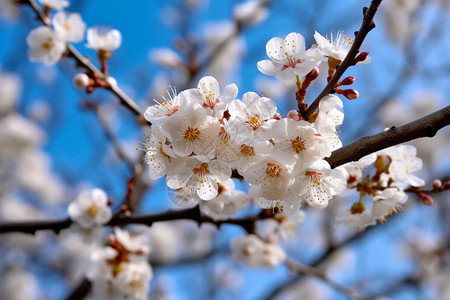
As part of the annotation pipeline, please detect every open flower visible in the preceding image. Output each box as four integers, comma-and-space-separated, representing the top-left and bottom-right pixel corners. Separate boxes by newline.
52, 12, 86, 43
257, 32, 322, 82
86, 26, 122, 52
314, 30, 371, 65
297, 160, 347, 209
68, 188, 112, 228
161, 103, 220, 157
26, 26, 66, 66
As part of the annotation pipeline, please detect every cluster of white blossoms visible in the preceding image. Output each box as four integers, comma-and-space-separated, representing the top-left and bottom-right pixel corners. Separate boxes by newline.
87, 228, 152, 300
336, 145, 425, 230
142, 75, 349, 218
26, 1, 122, 67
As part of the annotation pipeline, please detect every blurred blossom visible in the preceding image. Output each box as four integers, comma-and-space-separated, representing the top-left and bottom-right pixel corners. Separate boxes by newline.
27, 100, 52, 122
0, 267, 38, 300
233, 0, 269, 26
149, 48, 183, 69
278, 278, 330, 300
148, 220, 216, 264
0, 0, 20, 21
382, 0, 421, 46
0, 71, 21, 114
204, 21, 244, 83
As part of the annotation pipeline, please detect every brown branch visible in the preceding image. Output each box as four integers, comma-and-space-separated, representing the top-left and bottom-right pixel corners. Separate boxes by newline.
285, 257, 360, 299
303, 0, 382, 119
326, 105, 450, 168
0, 206, 262, 235
24, 0, 146, 121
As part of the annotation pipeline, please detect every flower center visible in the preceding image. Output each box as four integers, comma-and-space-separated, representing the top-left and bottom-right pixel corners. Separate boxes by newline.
247, 114, 264, 130
87, 205, 98, 216
184, 127, 201, 142
193, 162, 210, 175
305, 171, 323, 185
290, 137, 306, 153
266, 163, 282, 177
240, 144, 255, 157
42, 40, 53, 50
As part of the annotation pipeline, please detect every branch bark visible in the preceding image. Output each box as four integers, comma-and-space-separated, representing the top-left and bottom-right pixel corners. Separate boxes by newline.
326, 105, 450, 168
303, 0, 382, 119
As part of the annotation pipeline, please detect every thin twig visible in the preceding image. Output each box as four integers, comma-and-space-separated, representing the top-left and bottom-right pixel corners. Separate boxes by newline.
24, 0, 146, 120
285, 257, 360, 299
303, 0, 382, 119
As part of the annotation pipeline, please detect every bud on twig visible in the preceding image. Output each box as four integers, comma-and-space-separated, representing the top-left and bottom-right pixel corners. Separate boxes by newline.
418, 192, 434, 206
433, 179, 442, 190
354, 52, 369, 64
342, 89, 359, 100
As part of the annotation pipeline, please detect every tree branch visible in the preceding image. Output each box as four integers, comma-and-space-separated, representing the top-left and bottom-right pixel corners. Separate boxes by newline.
326, 105, 450, 168
0, 206, 263, 235
303, 0, 382, 119
24, 0, 146, 120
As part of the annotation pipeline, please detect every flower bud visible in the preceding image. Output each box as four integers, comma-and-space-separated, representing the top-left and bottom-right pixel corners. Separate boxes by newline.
73, 73, 90, 89
444, 181, 450, 189
286, 110, 301, 121
418, 192, 434, 206
305, 67, 320, 82
354, 52, 369, 64
273, 112, 282, 120
433, 179, 442, 190
342, 89, 359, 100
339, 76, 355, 86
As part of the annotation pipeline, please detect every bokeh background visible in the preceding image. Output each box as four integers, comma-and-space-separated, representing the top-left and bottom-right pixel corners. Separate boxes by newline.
0, 0, 450, 299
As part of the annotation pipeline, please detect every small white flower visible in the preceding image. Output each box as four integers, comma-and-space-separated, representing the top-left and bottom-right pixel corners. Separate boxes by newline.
116, 263, 152, 300
40, 0, 69, 10
166, 157, 231, 202
161, 103, 220, 157
257, 32, 322, 82
314, 30, 371, 64
199, 179, 248, 220
269, 118, 330, 166
52, 12, 86, 43
68, 188, 112, 228
86, 26, 122, 51
73, 73, 90, 88
231, 234, 286, 268
297, 160, 347, 209
141, 128, 175, 180
227, 91, 277, 145
380, 145, 425, 188
313, 94, 344, 151
342, 153, 377, 187
144, 85, 186, 125
114, 227, 149, 254
182, 76, 238, 118
335, 210, 375, 230
27, 26, 66, 66
149, 48, 183, 69
371, 188, 408, 223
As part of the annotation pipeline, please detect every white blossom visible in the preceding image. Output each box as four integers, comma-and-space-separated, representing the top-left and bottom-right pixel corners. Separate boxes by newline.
68, 188, 112, 228
231, 234, 286, 268
26, 26, 66, 66
39, 0, 69, 10
52, 12, 86, 43
86, 26, 122, 51
233, 0, 268, 26
257, 32, 322, 82
116, 263, 153, 300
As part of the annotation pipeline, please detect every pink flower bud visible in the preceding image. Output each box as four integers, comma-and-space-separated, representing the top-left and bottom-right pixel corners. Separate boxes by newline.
305, 67, 320, 82
273, 112, 282, 120
433, 179, 442, 190
444, 181, 450, 189
343, 89, 359, 100
355, 52, 369, 64
418, 192, 434, 206
286, 110, 301, 121
340, 76, 355, 86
